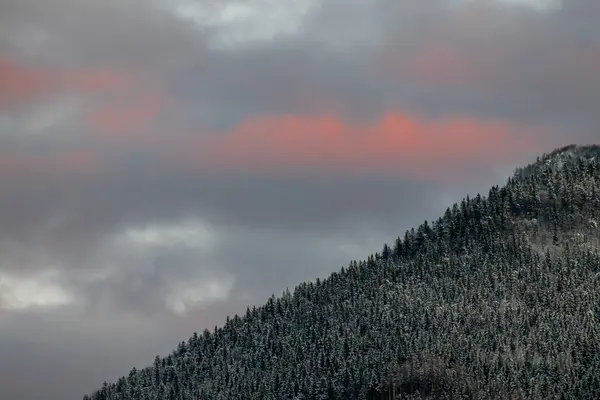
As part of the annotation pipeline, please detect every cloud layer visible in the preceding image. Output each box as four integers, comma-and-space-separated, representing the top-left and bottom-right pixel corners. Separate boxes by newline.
0, 0, 598, 399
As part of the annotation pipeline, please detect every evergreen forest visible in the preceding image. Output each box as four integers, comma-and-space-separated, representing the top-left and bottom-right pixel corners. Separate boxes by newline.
85, 145, 600, 399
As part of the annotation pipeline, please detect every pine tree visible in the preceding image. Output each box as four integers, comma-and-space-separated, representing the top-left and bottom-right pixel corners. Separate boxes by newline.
83, 145, 600, 400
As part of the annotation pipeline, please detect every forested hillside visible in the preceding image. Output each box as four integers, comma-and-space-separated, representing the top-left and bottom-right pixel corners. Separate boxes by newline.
85, 144, 600, 400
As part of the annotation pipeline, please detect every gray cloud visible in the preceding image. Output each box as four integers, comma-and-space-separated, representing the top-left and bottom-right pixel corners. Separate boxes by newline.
0, 0, 598, 399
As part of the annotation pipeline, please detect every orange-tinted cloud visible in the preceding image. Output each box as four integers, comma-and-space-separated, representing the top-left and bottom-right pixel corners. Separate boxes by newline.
175, 112, 540, 180
0, 57, 137, 106
0, 111, 540, 181
0, 56, 166, 139
0, 57, 50, 106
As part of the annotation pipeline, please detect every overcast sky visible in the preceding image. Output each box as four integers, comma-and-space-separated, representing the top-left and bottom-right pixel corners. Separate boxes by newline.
0, 0, 598, 398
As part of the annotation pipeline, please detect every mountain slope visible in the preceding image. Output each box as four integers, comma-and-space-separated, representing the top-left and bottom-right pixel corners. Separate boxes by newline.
85, 145, 600, 400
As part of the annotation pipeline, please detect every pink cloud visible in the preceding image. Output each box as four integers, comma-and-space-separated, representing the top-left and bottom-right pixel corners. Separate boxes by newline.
0, 110, 542, 182
0, 57, 50, 106
0, 56, 165, 139
172, 112, 540, 180
0, 57, 137, 105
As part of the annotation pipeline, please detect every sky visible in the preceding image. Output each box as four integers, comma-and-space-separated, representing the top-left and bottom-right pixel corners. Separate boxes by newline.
0, 0, 598, 398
